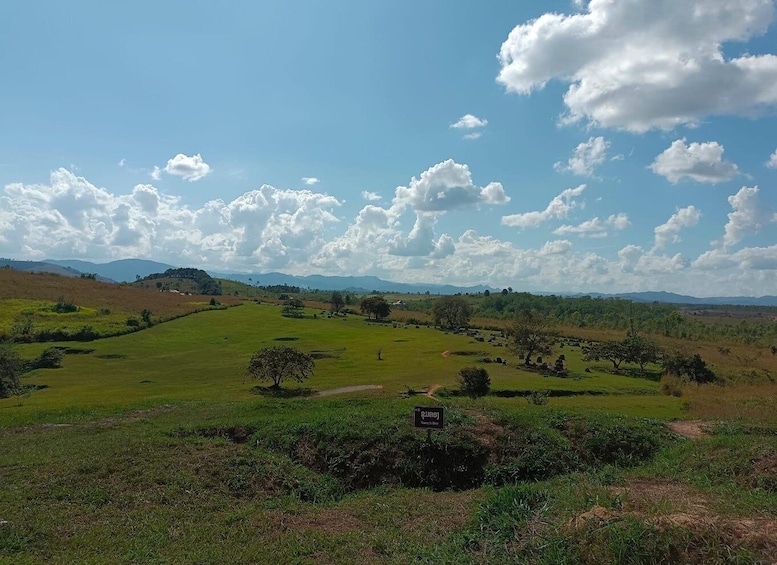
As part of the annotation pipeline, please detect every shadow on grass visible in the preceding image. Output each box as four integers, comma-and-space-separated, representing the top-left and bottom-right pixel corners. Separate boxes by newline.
250, 386, 316, 398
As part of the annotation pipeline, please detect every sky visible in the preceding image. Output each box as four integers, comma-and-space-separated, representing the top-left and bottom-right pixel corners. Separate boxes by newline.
1, 0, 777, 296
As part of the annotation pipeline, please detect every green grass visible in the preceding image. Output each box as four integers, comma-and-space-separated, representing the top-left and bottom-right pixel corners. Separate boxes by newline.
3, 302, 668, 427
2, 303, 775, 563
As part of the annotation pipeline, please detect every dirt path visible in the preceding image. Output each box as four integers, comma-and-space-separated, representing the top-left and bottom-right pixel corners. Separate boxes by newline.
667, 420, 713, 439
317, 385, 383, 397
426, 384, 443, 399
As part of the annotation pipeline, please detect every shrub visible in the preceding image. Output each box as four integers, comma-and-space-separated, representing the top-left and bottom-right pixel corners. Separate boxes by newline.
458, 366, 490, 398
0, 341, 22, 398
527, 390, 549, 405
34, 347, 65, 369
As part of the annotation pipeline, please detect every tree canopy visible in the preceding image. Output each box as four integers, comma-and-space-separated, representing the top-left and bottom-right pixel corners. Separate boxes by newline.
458, 366, 490, 398
505, 312, 558, 364
360, 296, 391, 320
431, 295, 472, 329
247, 346, 315, 388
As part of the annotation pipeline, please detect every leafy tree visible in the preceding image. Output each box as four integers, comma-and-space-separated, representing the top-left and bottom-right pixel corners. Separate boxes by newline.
585, 341, 629, 370
483, 289, 490, 297
623, 335, 662, 372
247, 346, 315, 388
282, 298, 305, 318
506, 312, 557, 365
663, 351, 716, 384
360, 296, 391, 320
431, 295, 472, 329
458, 366, 490, 398
0, 342, 22, 398
330, 291, 344, 314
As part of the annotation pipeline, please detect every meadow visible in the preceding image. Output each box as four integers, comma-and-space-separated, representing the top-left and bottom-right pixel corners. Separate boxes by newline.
2, 290, 777, 563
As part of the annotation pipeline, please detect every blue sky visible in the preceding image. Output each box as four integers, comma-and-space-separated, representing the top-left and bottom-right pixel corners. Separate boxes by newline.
1, 0, 777, 295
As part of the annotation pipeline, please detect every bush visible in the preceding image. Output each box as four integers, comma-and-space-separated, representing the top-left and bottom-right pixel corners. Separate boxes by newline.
458, 366, 490, 398
0, 341, 22, 398
527, 390, 549, 405
34, 347, 65, 369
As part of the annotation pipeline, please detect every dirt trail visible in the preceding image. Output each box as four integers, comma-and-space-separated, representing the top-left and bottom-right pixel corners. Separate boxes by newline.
667, 420, 714, 439
317, 385, 383, 397
426, 384, 443, 399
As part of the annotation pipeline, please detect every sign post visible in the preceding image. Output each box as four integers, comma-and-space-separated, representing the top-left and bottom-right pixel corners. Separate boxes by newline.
414, 406, 444, 440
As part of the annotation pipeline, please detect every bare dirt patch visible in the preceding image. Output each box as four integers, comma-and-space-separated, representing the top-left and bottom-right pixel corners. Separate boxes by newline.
464, 409, 504, 452
317, 385, 383, 397
574, 478, 777, 560
667, 420, 713, 439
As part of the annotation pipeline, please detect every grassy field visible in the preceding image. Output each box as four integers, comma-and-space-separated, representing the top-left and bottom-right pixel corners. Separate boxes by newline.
2, 300, 776, 563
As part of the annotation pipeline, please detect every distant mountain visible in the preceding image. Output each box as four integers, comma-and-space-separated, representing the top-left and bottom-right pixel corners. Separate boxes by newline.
44, 259, 176, 283
211, 271, 496, 295
1, 258, 85, 278
560, 290, 777, 307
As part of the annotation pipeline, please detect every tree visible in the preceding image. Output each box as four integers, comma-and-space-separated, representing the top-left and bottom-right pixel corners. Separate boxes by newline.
282, 298, 305, 318
0, 342, 22, 398
330, 291, 344, 314
431, 295, 472, 329
247, 346, 315, 388
585, 340, 629, 370
360, 296, 391, 320
623, 335, 662, 372
663, 351, 716, 384
458, 366, 490, 398
506, 312, 557, 365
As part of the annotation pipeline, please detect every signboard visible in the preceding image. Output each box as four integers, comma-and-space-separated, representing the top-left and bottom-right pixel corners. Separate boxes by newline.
414, 406, 444, 430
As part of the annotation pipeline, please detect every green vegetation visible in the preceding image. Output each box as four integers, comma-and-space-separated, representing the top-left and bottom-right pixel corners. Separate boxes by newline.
458, 366, 490, 398
247, 345, 315, 388
1, 278, 777, 563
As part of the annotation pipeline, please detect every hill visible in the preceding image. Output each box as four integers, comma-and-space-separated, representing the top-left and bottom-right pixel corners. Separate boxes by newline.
0, 269, 240, 342
44, 258, 176, 283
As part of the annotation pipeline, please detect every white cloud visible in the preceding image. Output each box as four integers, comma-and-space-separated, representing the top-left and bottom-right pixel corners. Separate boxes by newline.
0, 168, 341, 271
497, 0, 777, 132
502, 184, 585, 228
653, 206, 702, 249
554, 136, 609, 177
163, 153, 212, 182
462, 132, 483, 140
361, 191, 381, 202
450, 114, 488, 129
393, 159, 510, 213
539, 239, 573, 255
150, 166, 162, 181
767, 149, 777, 169
118, 158, 126, 167
650, 139, 739, 184
715, 186, 777, 249
302, 177, 320, 186
553, 213, 629, 238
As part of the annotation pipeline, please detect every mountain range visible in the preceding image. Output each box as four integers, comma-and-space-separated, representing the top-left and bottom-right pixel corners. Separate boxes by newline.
1, 257, 776, 307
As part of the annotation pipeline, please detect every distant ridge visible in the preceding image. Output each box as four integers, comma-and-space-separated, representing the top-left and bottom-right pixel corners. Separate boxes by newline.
5, 257, 776, 306
44, 259, 176, 283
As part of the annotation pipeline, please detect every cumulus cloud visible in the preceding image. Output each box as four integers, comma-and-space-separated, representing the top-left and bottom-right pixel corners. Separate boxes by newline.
497, 0, 777, 132
118, 158, 126, 167
502, 184, 585, 228
0, 168, 340, 271
554, 136, 610, 177
302, 177, 320, 185
361, 191, 381, 202
450, 114, 488, 129
553, 213, 630, 238
767, 149, 777, 169
163, 153, 212, 182
150, 166, 162, 181
393, 159, 510, 213
650, 139, 740, 184
715, 186, 777, 249
653, 206, 702, 249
